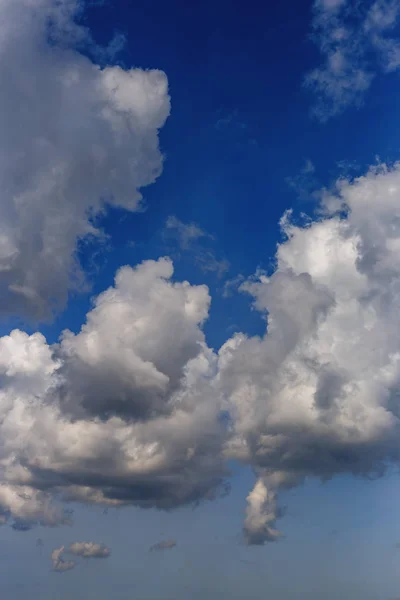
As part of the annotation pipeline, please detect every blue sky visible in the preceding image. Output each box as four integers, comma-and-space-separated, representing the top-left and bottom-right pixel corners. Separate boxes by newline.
2, 0, 400, 598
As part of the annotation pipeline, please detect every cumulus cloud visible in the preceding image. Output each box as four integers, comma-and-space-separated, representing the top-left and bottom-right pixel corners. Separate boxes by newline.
150, 539, 177, 551
305, 0, 400, 119
2, 5, 400, 545
0, 258, 227, 527
4, 163, 400, 546
51, 546, 75, 572
0, 0, 170, 319
219, 162, 400, 542
68, 541, 110, 558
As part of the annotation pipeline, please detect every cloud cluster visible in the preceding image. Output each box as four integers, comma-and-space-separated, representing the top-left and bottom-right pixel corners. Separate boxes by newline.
0, 258, 227, 527
3, 0, 400, 550
4, 162, 400, 546
305, 0, 400, 119
51, 541, 109, 571
0, 0, 170, 319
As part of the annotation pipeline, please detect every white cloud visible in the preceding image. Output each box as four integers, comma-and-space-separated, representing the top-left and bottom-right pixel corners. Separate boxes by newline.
219, 162, 400, 542
305, 0, 400, 119
0, 258, 227, 527
0, 0, 170, 319
51, 546, 75, 572
68, 541, 110, 558
3, 164, 400, 546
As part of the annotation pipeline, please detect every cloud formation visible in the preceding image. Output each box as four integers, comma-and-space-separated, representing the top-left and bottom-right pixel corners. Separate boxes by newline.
305, 0, 400, 119
0, 0, 170, 319
0, 258, 227, 527
68, 541, 110, 558
3, 163, 400, 545
51, 546, 75, 572
219, 162, 400, 542
2, 0, 400, 552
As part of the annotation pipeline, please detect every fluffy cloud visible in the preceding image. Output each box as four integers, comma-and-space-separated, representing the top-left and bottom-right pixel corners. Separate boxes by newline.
51, 546, 75, 572
3, 163, 400, 546
219, 162, 400, 542
0, 258, 227, 527
0, 0, 170, 319
68, 541, 110, 558
305, 0, 400, 119
150, 539, 177, 551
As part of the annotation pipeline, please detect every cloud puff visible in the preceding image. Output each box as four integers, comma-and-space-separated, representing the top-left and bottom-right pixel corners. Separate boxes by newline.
0, 258, 227, 527
0, 0, 170, 319
68, 541, 110, 558
219, 162, 400, 542
305, 0, 400, 119
51, 546, 75, 572
150, 539, 177, 551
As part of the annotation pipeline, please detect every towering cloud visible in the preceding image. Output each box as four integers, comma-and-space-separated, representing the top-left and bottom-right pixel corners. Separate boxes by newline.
0, 0, 170, 319
219, 163, 400, 542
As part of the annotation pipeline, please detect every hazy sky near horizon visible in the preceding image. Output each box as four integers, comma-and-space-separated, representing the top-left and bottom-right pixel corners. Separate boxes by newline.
2, 0, 400, 598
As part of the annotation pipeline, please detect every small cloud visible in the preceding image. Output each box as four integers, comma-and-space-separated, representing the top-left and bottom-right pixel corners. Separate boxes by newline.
68, 541, 110, 558
165, 216, 210, 250
51, 546, 75, 573
150, 539, 177, 552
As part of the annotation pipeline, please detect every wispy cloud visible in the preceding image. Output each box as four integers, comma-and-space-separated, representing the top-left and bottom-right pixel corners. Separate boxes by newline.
164, 216, 230, 278
165, 216, 211, 250
305, 0, 400, 120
